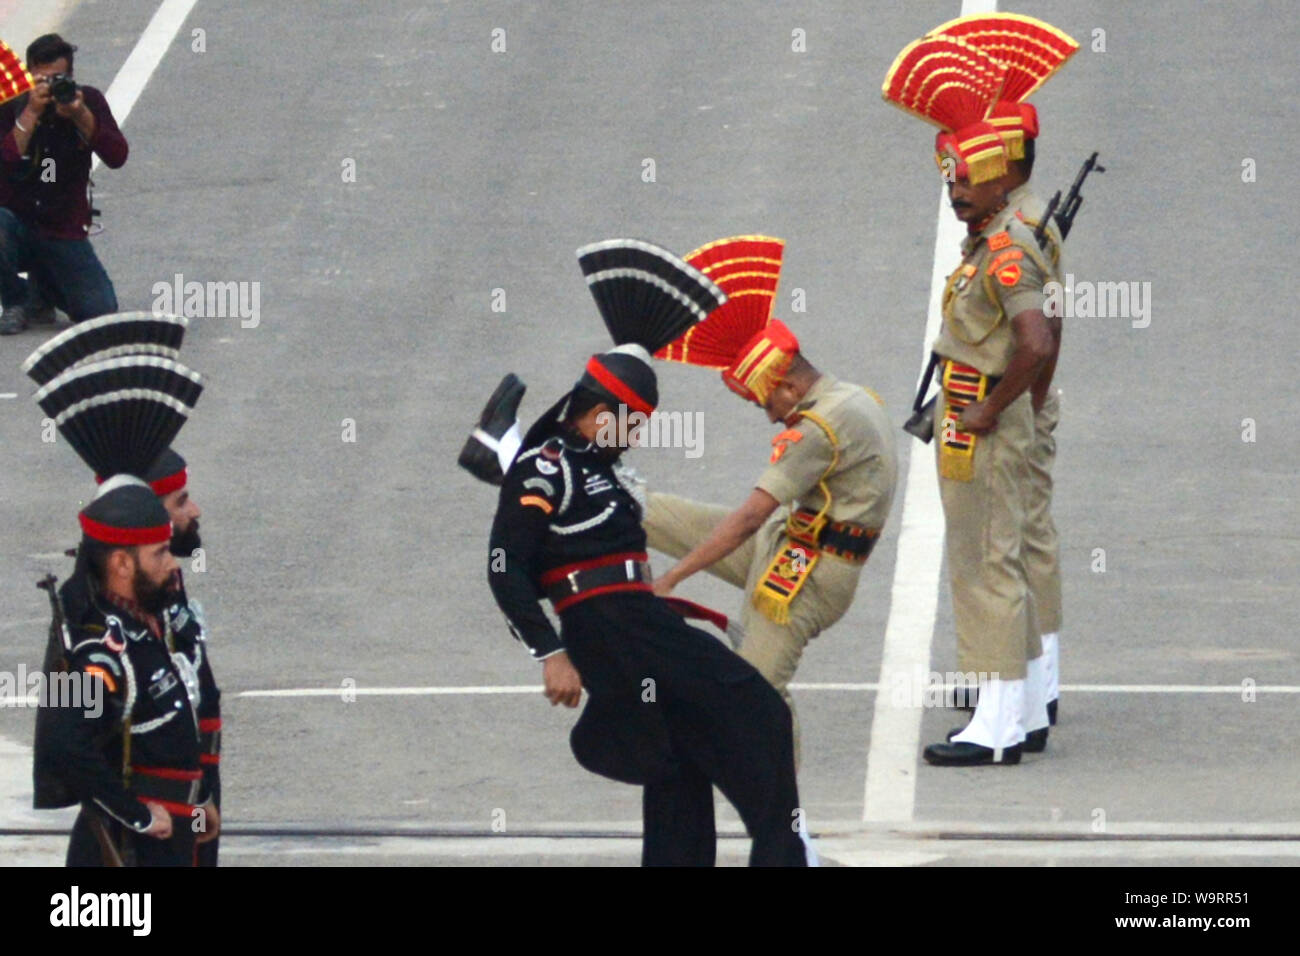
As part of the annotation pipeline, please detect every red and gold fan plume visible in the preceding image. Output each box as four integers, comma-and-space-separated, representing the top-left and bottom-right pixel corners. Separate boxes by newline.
0, 40, 33, 104
656, 235, 784, 368
881, 34, 1006, 132
928, 13, 1078, 104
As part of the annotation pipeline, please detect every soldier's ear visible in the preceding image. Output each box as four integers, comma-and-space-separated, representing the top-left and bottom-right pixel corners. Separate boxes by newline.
105, 547, 133, 580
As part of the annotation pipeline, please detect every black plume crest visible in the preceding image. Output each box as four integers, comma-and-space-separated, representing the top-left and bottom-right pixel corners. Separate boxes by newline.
33, 356, 203, 480
21, 311, 188, 387
576, 239, 726, 353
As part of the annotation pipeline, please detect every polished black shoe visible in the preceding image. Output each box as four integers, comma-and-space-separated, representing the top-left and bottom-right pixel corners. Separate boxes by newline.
457, 373, 526, 486
923, 741, 1021, 766
1047, 698, 1058, 726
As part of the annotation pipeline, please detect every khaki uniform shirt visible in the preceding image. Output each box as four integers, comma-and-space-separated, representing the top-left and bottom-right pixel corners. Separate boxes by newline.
755, 373, 897, 530
933, 203, 1055, 377
1007, 182, 1064, 279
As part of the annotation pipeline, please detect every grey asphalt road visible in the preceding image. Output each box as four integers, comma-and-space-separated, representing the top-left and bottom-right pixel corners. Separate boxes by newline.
0, 0, 1296, 867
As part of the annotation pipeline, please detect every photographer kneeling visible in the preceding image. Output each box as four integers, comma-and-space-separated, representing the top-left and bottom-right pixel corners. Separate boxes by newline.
0, 34, 126, 335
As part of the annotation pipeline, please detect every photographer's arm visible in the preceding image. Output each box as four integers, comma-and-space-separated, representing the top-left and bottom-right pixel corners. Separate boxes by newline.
78, 87, 127, 168
57, 89, 96, 141
3, 86, 49, 161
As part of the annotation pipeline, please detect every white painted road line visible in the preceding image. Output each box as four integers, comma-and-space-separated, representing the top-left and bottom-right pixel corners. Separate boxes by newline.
860, 0, 1002, 825
860, 123, 967, 824
219, 683, 1300, 700
91, 0, 197, 173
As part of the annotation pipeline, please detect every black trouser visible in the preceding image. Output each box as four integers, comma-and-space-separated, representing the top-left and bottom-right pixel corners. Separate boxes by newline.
67, 805, 196, 867
562, 592, 806, 867
196, 772, 220, 867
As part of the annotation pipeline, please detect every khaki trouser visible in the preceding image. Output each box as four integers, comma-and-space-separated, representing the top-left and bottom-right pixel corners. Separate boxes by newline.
1023, 387, 1062, 635
644, 492, 864, 766
935, 390, 1041, 678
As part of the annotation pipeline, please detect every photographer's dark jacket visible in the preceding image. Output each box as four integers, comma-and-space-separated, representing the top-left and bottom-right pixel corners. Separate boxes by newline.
36, 572, 211, 832
0, 86, 127, 239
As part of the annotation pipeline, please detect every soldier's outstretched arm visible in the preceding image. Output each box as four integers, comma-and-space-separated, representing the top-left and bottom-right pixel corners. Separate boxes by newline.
41, 640, 156, 834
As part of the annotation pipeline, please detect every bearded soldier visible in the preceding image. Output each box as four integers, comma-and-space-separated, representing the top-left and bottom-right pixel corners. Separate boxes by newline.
883, 34, 1056, 765
928, 13, 1077, 724
483, 239, 809, 866
137, 449, 223, 863
29, 349, 211, 864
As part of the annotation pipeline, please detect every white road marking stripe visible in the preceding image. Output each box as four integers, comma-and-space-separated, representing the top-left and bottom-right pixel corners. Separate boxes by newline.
219, 683, 1300, 700
91, 0, 198, 173
860, 0, 1001, 824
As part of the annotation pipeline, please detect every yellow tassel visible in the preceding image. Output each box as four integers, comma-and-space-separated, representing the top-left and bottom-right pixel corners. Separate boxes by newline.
939, 449, 976, 482
752, 588, 792, 624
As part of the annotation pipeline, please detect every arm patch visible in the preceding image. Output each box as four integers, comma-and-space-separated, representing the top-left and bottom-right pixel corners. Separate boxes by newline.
770, 427, 804, 464
523, 476, 556, 496
519, 495, 554, 514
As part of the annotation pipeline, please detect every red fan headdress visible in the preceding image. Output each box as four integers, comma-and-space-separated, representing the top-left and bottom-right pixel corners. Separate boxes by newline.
929, 14, 1078, 159
655, 235, 796, 406
881, 34, 1009, 184
0, 40, 33, 104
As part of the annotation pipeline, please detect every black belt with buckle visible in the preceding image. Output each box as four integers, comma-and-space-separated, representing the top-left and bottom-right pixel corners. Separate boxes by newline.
541, 553, 653, 611
130, 767, 203, 807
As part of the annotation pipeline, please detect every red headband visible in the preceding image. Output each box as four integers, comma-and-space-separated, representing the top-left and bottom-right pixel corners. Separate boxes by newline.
583, 355, 655, 417
79, 513, 173, 546
95, 467, 188, 497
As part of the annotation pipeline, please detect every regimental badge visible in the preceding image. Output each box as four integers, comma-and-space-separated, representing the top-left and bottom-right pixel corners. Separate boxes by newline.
770, 427, 803, 464
536, 458, 558, 476
996, 263, 1022, 286
988, 231, 1012, 251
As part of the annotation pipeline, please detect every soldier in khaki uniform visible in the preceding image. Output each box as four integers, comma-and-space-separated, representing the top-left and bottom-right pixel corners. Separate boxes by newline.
930, 12, 1080, 724
1004, 150, 1065, 725
645, 236, 898, 763
884, 34, 1060, 765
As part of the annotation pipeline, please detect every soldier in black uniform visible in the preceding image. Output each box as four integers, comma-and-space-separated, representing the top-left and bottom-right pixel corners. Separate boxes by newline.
485, 239, 808, 866
27, 346, 210, 865
38, 479, 214, 866
142, 448, 223, 864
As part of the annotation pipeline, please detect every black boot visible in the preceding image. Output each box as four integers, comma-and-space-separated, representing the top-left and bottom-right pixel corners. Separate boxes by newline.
923, 741, 1022, 766
458, 373, 526, 485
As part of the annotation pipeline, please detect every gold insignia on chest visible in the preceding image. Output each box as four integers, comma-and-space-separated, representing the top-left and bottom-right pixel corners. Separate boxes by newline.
955, 263, 978, 292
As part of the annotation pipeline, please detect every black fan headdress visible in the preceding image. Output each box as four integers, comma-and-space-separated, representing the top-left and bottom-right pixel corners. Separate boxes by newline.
21, 311, 188, 387
33, 356, 203, 481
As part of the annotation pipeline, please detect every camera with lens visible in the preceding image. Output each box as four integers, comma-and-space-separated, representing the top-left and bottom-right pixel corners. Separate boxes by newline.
47, 72, 78, 105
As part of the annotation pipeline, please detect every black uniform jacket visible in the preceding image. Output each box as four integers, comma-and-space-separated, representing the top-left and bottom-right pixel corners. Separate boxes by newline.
486, 420, 753, 784
35, 571, 211, 831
